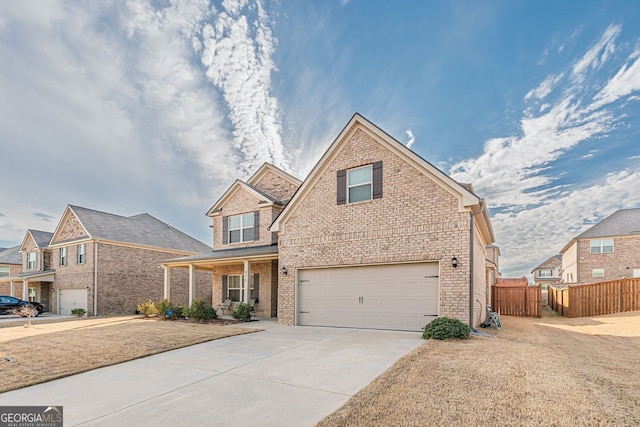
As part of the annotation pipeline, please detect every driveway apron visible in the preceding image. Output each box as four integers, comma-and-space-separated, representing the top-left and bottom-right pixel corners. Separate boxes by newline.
0, 321, 423, 426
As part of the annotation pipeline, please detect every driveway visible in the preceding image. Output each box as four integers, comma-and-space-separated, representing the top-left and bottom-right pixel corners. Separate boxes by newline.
0, 320, 423, 426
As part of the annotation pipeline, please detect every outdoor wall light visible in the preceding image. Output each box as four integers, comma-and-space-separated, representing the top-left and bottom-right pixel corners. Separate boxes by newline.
281, 267, 288, 275
451, 257, 458, 268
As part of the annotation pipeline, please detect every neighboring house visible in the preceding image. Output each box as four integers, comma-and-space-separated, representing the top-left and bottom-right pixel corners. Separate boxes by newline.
164, 113, 497, 331
0, 205, 212, 315
531, 255, 562, 289
560, 208, 640, 285
0, 245, 23, 295
486, 244, 500, 288
495, 277, 529, 286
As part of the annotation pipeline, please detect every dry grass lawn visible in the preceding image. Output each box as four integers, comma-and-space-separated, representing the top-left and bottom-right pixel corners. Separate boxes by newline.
0, 317, 258, 393
319, 309, 640, 427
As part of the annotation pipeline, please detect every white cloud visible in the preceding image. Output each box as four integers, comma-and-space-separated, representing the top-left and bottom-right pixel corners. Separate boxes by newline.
406, 129, 416, 149
592, 48, 640, 107
524, 73, 563, 101
572, 24, 621, 82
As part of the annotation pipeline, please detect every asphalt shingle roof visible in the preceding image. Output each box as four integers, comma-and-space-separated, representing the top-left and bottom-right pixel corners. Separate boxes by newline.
0, 245, 21, 265
162, 244, 278, 263
68, 206, 211, 253
29, 230, 54, 248
576, 208, 640, 239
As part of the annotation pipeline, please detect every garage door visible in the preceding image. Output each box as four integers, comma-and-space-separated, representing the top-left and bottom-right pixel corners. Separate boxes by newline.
298, 263, 439, 332
59, 289, 88, 315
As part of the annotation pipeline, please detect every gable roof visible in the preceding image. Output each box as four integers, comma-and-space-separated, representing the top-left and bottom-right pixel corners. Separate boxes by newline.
19, 230, 54, 251
0, 245, 22, 265
206, 180, 281, 217
270, 113, 495, 243
531, 255, 561, 273
577, 208, 640, 239
50, 205, 211, 253
247, 162, 303, 188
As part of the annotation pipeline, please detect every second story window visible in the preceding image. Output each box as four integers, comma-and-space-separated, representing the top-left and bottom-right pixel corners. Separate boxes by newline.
27, 252, 37, 270
538, 269, 553, 278
77, 244, 86, 264
348, 165, 373, 203
0, 266, 9, 277
59, 247, 68, 266
223, 212, 259, 244
590, 239, 613, 254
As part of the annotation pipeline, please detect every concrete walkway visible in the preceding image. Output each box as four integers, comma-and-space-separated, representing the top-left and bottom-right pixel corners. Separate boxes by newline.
0, 320, 424, 426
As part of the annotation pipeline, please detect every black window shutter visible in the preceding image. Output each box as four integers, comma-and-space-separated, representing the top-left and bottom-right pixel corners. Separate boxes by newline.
254, 211, 260, 241
222, 275, 228, 301
337, 169, 347, 205
222, 216, 228, 244
253, 273, 259, 303
373, 161, 383, 199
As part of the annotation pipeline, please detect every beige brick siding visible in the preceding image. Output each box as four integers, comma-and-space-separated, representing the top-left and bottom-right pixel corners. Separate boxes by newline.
473, 224, 488, 326
212, 189, 281, 250
575, 236, 640, 284
53, 212, 88, 242
277, 126, 476, 326
251, 170, 299, 203
211, 260, 277, 318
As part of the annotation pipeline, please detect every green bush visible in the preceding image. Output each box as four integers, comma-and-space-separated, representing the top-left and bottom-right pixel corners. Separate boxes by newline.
184, 299, 217, 323
156, 299, 183, 319
71, 308, 86, 317
232, 302, 254, 322
137, 299, 159, 318
423, 317, 471, 340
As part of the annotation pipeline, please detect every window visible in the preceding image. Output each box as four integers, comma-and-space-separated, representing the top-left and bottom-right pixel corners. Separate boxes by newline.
538, 269, 553, 278
633, 269, 640, 278
348, 165, 372, 203
59, 247, 68, 266
27, 252, 37, 270
590, 239, 613, 254
77, 244, 86, 264
0, 266, 9, 277
28, 287, 36, 302
592, 268, 605, 278
226, 275, 255, 302
227, 212, 256, 244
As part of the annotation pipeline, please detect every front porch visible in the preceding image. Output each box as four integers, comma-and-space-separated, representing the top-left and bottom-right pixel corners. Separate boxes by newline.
0, 270, 55, 311
161, 245, 279, 319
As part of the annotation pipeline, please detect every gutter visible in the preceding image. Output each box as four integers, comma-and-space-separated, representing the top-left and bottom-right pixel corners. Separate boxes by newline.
469, 201, 485, 328
94, 240, 98, 316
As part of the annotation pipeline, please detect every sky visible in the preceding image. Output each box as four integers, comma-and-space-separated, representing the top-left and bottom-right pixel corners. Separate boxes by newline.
1, 0, 640, 279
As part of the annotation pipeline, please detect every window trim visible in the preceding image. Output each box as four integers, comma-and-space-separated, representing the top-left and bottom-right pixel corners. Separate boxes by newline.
592, 268, 605, 278
27, 252, 37, 270
227, 212, 257, 244
77, 244, 86, 264
226, 274, 255, 302
59, 247, 68, 266
538, 268, 553, 278
347, 164, 373, 203
0, 265, 9, 277
590, 239, 613, 254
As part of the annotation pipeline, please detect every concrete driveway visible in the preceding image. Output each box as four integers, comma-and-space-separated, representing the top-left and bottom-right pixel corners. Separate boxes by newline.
0, 320, 423, 426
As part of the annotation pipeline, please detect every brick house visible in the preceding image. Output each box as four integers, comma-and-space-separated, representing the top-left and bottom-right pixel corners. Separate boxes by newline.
0, 246, 23, 294
165, 113, 497, 330
0, 205, 212, 315
531, 255, 561, 289
560, 208, 640, 285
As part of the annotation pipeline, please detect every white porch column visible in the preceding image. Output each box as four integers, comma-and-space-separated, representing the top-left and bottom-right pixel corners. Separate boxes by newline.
243, 260, 250, 303
23, 279, 29, 301
188, 264, 195, 306
9, 281, 14, 297
163, 265, 171, 301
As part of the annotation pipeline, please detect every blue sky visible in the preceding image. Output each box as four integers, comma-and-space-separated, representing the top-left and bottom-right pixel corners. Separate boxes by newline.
1, 0, 640, 278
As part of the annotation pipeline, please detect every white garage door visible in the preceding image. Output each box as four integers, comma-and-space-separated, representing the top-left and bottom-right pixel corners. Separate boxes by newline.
298, 263, 439, 332
59, 289, 88, 315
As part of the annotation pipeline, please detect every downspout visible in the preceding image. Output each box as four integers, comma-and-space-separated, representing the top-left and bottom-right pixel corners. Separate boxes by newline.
94, 240, 98, 316
469, 201, 484, 328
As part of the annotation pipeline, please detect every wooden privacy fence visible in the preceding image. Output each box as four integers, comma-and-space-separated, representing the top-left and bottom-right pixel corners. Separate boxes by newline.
549, 278, 640, 318
491, 285, 542, 318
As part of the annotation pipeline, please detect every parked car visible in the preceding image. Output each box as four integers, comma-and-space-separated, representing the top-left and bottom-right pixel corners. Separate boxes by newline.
0, 295, 46, 316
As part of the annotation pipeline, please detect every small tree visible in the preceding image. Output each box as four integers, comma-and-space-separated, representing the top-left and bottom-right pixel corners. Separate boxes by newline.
11, 304, 38, 327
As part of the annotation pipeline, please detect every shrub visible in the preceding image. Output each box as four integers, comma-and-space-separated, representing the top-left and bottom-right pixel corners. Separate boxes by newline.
232, 302, 254, 322
156, 299, 183, 320
71, 308, 86, 317
184, 299, 217, 323
423, 317, 471, 340
137, 299, 159, 318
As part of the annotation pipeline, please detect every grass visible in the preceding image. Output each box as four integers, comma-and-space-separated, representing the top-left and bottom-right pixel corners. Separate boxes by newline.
0, 316, 258, 393
318, 309, 640, 427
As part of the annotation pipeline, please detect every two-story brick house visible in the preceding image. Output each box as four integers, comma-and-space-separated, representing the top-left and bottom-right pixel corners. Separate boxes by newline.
0, 205, 212, 315
531, 255, 562, 289
560, 208, 640, 284
164, 113, 497, 330
0, 246, 25, 295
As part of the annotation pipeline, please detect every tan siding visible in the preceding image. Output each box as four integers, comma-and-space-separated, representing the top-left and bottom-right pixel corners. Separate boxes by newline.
561, 241, 578, 283
53, 212, 88, 243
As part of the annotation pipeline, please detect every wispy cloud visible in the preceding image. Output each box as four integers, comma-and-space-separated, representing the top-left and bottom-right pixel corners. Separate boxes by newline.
199, 0, 287, 178
450, 24, 640, 276
33, 213, 55, 222
406, 129, 416, 149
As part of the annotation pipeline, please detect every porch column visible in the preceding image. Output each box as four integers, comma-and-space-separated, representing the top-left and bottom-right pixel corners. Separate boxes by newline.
9, 281, 14, 297
163, 265, 171, 301
243, 260, 250, 303
23, 279, 29, 301
188, 264, 195, 306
